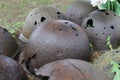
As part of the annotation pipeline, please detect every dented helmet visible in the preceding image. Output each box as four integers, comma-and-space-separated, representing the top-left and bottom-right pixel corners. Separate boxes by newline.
19, 5, 66, 43
0, 27, 18, 57
66, 0, 97, 26
22, 20, 91, 73
82, 10, 120, 51
0, 55, 29, 80
35, 59, 111, 80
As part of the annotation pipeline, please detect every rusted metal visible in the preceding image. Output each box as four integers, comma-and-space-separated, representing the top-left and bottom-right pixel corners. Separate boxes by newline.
0, 55, 29, 80
35, 59, 111, 80
0, 27, 18, 57
66, 0, 97, 26
82, 10, 120, 51
19, 5, 66, 43
22, 20, 91, 73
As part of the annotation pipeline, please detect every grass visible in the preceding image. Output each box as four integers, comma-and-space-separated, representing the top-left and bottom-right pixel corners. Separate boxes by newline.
0, 0, 69, 37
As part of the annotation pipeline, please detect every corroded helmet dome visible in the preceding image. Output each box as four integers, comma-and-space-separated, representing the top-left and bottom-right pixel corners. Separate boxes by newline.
0, 55, 29, 80
82, 10, 120, 51
66, 0, 97, 26
0, 27, 18, 57
19, 5, 66, 43
35, 59, 111, 80
22, 20, 91, 73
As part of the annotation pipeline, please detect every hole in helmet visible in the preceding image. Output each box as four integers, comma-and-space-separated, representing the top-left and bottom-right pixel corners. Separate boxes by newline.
65, 22, 68, 24
59, 29, 62, 31
57, 12, 60, 14
95, 34, 98, 36
42, 76, 49, 80
34, 21, 37, 25
21, 59, 25, 64
37, 75, 49, 80
41, 17, 46, 22
102, 32, 105, 35
110, 26, 114, 29
57, 15, 60, 18
76, 34, 78, 36
85, 19, 94, 29
104, 27, 106, 29
116, 51, 119, 53
31, 54, 36, 59
113, 14, 116, 16
25, 57, 30, 71
99, 10, 105, 12
105, 13, 109, 15
25, 54, 36, 73
71, 27, 77, 31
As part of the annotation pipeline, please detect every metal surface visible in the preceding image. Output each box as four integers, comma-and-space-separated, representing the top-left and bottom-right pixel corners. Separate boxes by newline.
82, 10, 120, 51
23, 20, 91, 73
66, 0, 97, 26
35, 59, 111, 80
0, 27, 18, 57
0, 55, 29, 80
20, 5, 66, 43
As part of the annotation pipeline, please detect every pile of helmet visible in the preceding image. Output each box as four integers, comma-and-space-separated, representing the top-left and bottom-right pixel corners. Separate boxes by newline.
1, 0, 120, 80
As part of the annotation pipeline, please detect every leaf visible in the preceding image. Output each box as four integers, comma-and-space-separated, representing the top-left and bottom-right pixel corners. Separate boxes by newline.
97, 0, 120, 16
113, 74, 120, 80
113, 1, 120, 16
98, 4, 107, 10
85, 24, 92, 29
106, 35, 111, 41
98, 0, 110, 10
118, 0, 120, 4
89, 43, 93, 51
111, 61, 120, 80
106, 35, 113, 50
111, 61, 120, 70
